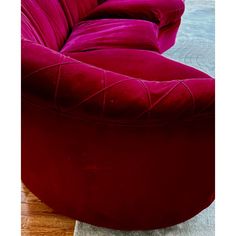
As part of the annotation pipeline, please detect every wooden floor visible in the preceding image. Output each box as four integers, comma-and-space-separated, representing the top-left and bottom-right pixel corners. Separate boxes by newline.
21, 184, 75, 236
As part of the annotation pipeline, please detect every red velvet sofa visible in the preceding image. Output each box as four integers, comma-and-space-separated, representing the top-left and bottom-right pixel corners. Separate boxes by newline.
21, 0, 215, 230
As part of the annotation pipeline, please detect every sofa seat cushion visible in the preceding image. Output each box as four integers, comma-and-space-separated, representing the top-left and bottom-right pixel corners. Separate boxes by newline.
87, 0, 185, 27
61, 18, 160, 53
63, 48, 211, 82
85, 0, 185, 53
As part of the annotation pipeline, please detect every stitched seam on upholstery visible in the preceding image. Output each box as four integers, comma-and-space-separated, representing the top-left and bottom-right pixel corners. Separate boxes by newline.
22, 40, 111, 78
138, 80, 152, 119
137, 81, 182, 118
62, 78, 136, 112
22, 12, 44, 44
40, 4, 60, 41
23, 62, 78, 80
39, 3, 70, 51
59, 1, 73, 27
22, 6, 48, 47
22, 2, 59, 49
180, 81, 196, 114
23, 95, 212, 128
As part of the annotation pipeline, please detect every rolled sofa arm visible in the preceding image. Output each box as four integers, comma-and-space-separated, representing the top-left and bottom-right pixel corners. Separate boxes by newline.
87, 0, 185, 27
22, 39, 214, 126
22, 38, 214, 230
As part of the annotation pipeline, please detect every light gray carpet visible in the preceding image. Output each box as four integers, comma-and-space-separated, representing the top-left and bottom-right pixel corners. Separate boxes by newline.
74, 203, 214, 236
164, 0, 215, 77
74, 0, 215, 235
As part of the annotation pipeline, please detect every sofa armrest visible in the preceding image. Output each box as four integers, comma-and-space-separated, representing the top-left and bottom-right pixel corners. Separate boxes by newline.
87, 0, 185, 28
22, 39, 214, 126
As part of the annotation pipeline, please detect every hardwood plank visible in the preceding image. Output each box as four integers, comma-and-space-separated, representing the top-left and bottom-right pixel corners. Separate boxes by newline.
21, 183, 75, 236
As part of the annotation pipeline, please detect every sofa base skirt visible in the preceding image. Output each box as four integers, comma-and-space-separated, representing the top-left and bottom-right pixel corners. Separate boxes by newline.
22, 99, 214, 230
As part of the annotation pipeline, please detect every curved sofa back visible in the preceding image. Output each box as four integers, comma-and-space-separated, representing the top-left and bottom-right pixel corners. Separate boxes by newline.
21, 0, 99, 50
59, 0, 98, 27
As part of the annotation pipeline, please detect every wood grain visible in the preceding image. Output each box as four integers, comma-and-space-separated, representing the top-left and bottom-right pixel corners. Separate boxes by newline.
21, 183, 75, 236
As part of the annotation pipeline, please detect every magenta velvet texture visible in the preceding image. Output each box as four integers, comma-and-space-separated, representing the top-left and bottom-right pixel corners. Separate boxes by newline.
61, 19, 160, 52
87, 0, 185, 52
60, 0, 98, 27
21, 0, 215, 230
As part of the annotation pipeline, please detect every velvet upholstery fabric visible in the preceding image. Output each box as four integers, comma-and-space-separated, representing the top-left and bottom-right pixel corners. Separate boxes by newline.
61, 19, 160, 52
21, 0, 69, 50
87, 0, 185, 52
59, 0, 98, 27
21, 0, 215, 230
63, 48, 212, 81
88, 0, 185, 26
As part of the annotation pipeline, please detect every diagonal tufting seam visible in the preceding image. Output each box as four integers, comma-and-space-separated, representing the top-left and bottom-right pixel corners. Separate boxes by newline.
22, 40, 213, 122
21, 12, 45, 45
136, 81, 182, 119
180, 81, 196, 114
21, 3, 49, 47
22, 94, 213, 127
138, 80, 152, 119
22, 58, 212, 121
23, 62, 79, 80
36, 2, 69, 50
60, 75, 137, 112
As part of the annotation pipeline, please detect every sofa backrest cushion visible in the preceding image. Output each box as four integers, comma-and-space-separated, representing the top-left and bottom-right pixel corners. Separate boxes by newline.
21, 11, 45, 46
59, 0, 98, 28
21, 0, 69, 51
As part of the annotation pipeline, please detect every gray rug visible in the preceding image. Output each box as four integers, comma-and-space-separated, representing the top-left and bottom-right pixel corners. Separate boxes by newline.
74, 0, 215, 235
74, 203, 214, 236
164, 0, 215, 77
